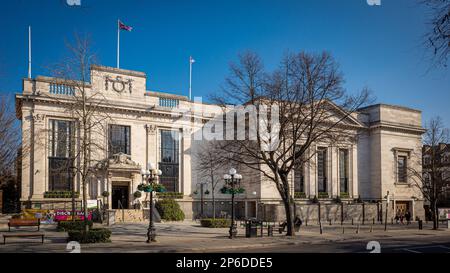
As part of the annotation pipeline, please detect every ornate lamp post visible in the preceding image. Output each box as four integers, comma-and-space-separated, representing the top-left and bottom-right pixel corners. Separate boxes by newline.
223, 168, 243, 239
140, 163, 163, 243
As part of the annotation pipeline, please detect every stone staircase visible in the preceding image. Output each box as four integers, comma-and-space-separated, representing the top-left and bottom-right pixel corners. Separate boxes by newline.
114, 209, 145, 223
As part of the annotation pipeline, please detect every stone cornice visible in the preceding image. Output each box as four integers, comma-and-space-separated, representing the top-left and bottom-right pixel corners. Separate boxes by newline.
91, 65, 146, 78
368, 121, 426, 135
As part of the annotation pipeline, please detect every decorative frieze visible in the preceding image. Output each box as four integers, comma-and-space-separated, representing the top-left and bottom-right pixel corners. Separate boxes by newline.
105, 76, 133, 94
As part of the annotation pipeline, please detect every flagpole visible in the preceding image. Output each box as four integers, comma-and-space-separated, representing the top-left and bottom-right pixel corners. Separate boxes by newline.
189, 56, 193, 101
28, 26, 32, 79
117, 19, 120, 69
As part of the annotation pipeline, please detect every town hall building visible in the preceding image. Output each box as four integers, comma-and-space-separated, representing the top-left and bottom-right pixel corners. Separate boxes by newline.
15, 65, 426, 222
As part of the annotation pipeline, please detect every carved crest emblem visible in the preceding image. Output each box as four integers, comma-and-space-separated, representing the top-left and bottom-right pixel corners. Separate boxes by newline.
105, 76, 133, 94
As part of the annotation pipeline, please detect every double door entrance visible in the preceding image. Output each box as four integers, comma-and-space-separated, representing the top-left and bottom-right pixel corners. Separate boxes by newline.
112, 185, 129, 209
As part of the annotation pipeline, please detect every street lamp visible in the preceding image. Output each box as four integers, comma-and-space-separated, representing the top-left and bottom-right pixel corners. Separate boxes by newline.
223, 168, 243, 239
140, 163, 163, 243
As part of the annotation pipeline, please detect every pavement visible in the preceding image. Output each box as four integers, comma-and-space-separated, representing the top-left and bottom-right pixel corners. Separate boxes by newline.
1, 219, 450, 253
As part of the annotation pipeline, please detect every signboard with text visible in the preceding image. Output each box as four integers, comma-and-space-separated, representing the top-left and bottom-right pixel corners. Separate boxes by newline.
54, 210, 92, 221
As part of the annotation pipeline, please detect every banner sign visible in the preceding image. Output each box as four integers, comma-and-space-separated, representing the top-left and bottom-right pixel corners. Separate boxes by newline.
23, 209, 55, 224
54, 210, 92, 221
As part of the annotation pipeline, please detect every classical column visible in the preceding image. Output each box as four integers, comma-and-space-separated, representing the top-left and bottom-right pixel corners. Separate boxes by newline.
352, 145, 359, 198
31, 113, 46, 199
182, 127, 192, 195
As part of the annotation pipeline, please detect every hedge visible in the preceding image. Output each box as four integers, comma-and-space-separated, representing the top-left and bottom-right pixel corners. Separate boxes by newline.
155, 198, 185, 221
57, 220, 93, 232
200, 218, 231, 228
156, 192, 184, 199
67, 228, 112, 244
44, 191, 80, 199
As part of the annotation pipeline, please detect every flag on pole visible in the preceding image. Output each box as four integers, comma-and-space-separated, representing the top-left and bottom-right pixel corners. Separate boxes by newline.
119, 20, 133, 32
117, 20, 133, 68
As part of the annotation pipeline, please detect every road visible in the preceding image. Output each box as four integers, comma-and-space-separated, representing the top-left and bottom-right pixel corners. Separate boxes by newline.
214, 234, 450, 253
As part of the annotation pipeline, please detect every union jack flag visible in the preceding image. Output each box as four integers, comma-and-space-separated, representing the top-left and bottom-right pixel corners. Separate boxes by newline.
119, 20, 133, 32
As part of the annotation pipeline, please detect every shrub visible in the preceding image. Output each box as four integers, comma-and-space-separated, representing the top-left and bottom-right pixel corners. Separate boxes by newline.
294, 192, 306, 199
133, 191, 142, 198
318, 192, 329, 199
340, 192, 350, 199
44, 191, 79, 199
200, 218, 231, 228
102, 191, 110, 197
67, 228, 112, 244
156, 192, 184, 199
57, 220, 93, 232
155, 199, 185, 221
311, 196, 319, 204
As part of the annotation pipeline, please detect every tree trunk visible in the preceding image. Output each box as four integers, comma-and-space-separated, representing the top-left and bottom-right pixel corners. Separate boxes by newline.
283, 198, 295, 236
83, 178, 89, 233
212, 190, 216, 220
431, 200, 438, 230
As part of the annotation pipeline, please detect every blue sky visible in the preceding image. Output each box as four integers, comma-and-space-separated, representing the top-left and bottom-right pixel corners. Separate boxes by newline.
0, 0, 449, 127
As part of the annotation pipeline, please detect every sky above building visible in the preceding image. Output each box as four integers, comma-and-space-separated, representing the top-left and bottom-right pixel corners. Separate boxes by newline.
0, 0, 448, 127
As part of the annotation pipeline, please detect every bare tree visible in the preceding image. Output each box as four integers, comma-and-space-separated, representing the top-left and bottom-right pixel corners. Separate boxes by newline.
0, 96, 23, 212
194, 141, 228, 219
422, 0, 450, 67
44, 33, 111, 231
409, 116, 450, 230
212, 51, 370, 236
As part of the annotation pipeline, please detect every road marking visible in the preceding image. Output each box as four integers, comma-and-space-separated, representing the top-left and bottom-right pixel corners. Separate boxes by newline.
402, 245, 450, 253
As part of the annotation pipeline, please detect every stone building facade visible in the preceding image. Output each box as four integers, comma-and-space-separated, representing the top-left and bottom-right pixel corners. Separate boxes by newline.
15, 65, 426, 222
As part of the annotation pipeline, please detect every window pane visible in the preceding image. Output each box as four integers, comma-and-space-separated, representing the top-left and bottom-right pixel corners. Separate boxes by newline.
339, 149, 349, 193
159, 130, 180, 192
398, 156, 407, 183
109, 125, 131, 156
318, 148, 327, 193
48, 119, 73, 191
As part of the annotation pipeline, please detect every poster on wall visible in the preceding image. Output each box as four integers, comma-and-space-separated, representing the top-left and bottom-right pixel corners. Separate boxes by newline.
438, 208, 450, 220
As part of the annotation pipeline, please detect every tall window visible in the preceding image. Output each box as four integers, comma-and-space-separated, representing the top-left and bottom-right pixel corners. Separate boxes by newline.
294, 162, 304, 193
48, 120, 74, 191
339, 149, 349, 194
317, 147, 327, 193
397, 156, 407, 183
294, 145, 304, 193
109, 125, 130, 156
159, 130, 180, 192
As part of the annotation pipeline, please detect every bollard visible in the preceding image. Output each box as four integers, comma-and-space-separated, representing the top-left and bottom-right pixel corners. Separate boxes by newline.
342, 227, 345, 234
305, 219, 308, 226
329, 219, 332, 226
391, 218, 394, 225
418, 220, 423, 230
373, 218, 375, 225
352, 218, 354, 225
356, 224, 360, 234
370, 225, 373, 233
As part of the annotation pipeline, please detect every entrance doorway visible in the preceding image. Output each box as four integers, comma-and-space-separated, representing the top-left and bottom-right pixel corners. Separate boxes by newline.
395, 201, 410, 217
112, 185, 129, 209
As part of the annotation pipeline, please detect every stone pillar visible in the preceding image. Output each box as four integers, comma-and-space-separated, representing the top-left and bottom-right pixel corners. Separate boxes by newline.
182, 127, 192, 195
331, 147, 338, 198
351, 144, 359, 198
31, 113, 46, 199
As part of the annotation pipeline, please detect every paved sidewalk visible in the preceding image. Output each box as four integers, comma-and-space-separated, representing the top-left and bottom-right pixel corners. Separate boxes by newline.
0, 220, 449, 253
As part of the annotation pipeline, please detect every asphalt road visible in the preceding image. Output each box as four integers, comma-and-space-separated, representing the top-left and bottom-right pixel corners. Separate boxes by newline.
214, 235, 450, 253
